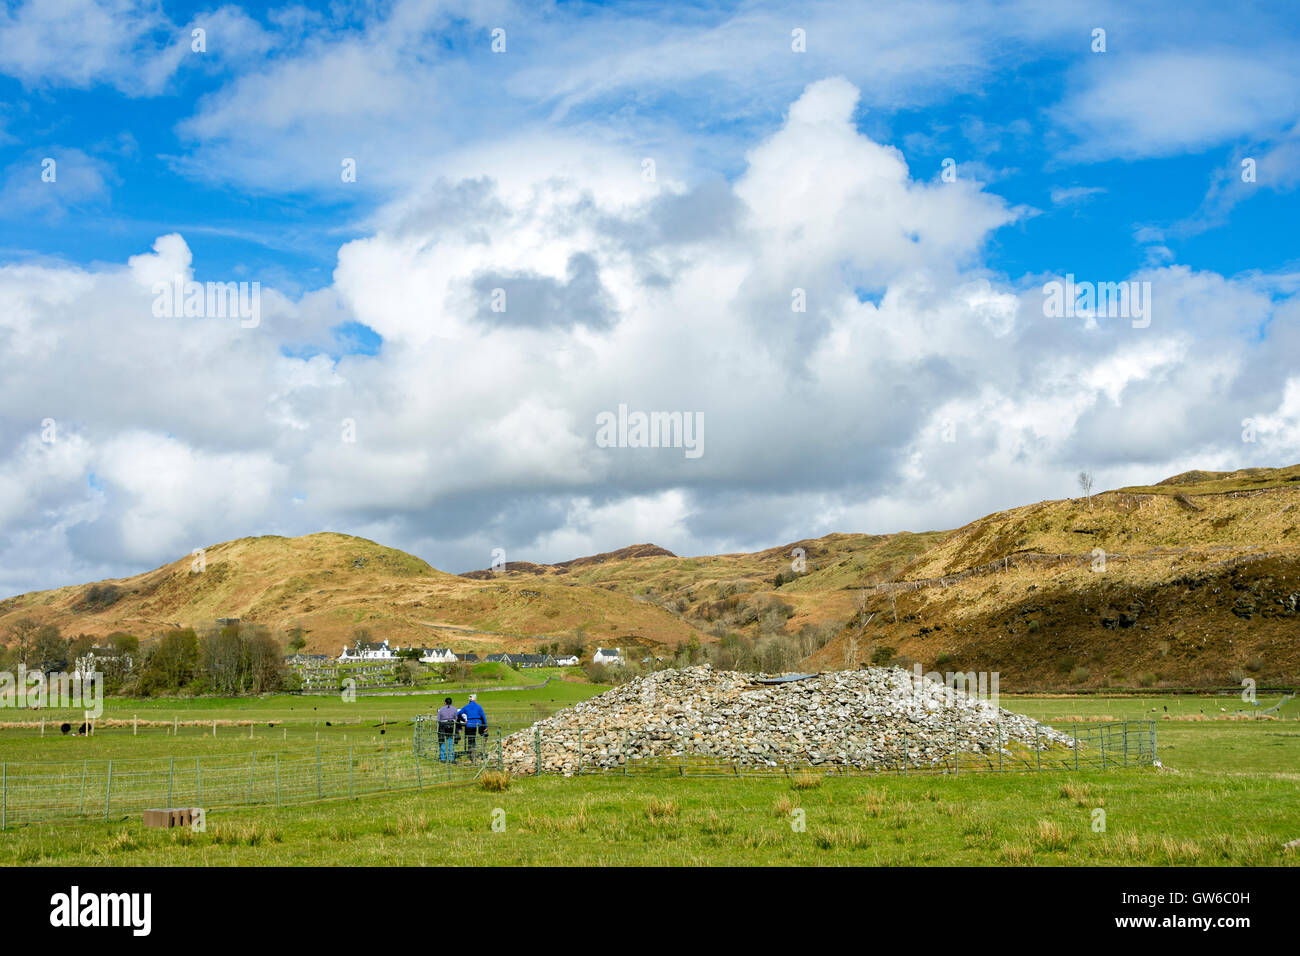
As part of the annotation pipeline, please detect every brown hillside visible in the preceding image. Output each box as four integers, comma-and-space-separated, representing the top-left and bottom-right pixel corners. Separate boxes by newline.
0, 533, 700, 656
814, 465, 1300, 689
6, 463, 1299, 689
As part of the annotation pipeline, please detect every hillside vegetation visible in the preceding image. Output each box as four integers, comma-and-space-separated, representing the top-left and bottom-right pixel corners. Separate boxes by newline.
0, 532, 699, 656
813, 467, 1300, 689
4, 464, 1300, 689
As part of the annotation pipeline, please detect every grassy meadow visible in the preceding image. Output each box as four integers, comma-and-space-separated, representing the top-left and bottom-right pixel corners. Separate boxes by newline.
0, 686, 1296, 865
0, 679, 606, 761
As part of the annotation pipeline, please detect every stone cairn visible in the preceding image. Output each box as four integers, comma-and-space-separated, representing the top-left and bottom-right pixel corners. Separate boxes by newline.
502, 664, 1073, 776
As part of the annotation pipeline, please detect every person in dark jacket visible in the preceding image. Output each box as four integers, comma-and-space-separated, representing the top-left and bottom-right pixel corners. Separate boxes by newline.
436, 697, 458, 762
458, 694, 488, 759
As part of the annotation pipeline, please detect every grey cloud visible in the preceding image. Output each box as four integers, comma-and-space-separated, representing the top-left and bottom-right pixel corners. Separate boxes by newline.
471, 252, 614, 331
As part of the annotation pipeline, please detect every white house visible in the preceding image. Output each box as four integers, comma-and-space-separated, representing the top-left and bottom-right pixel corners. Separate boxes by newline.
418, 647, 458, 664
554, 654, 580, 666
593, 647, 623, 665
339, 638, 395, 661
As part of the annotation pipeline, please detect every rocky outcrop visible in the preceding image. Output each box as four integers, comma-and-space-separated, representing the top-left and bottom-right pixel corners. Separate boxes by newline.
502, 665, 1071, 775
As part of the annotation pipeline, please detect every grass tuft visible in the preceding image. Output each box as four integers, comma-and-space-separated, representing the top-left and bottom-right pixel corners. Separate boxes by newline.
1031, 819, 1075, 852
644, 798, 679, 822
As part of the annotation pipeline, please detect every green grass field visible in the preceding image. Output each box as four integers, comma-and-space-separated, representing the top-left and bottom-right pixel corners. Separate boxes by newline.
0, 688, 1296, 866
0, 680, 604, 761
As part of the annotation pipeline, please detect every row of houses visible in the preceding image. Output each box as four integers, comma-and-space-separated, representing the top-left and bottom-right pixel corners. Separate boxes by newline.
484, 653, 579, 668
334, 638, 623, 666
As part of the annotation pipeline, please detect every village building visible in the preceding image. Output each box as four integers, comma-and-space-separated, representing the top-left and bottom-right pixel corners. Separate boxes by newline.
339, 638, 395, 661
484, 652, 556, 668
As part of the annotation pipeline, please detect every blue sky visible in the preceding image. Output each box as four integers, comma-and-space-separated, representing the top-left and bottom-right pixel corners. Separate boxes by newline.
7, 1, 1296, 292
1, 0, 1299, 593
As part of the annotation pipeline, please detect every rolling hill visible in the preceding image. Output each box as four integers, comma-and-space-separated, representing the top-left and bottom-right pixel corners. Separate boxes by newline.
4, 463, 1299, 689
0, 533, 702, 656
810, 466, 1300, 688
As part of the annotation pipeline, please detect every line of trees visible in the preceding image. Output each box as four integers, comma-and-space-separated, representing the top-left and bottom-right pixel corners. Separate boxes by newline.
1, 619, 286, 697
134, 624, 286, 695
580, 619, 843, 685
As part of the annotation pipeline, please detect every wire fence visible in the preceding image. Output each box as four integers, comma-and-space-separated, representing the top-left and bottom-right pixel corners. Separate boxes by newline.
0, 737, 506, 829
0, 719, 1156, 828
0, 710, 547, 828
0, 708, 556, 745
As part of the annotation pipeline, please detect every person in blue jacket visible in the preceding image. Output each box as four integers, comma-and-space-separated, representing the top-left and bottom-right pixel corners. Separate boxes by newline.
458, 694, 488, 759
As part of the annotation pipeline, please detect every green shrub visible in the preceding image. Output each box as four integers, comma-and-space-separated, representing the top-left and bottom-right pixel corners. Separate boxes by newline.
75, 584, 123, 612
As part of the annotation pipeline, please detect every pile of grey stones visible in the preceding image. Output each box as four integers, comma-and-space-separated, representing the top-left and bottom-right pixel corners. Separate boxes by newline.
502, 664, 1072, 775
